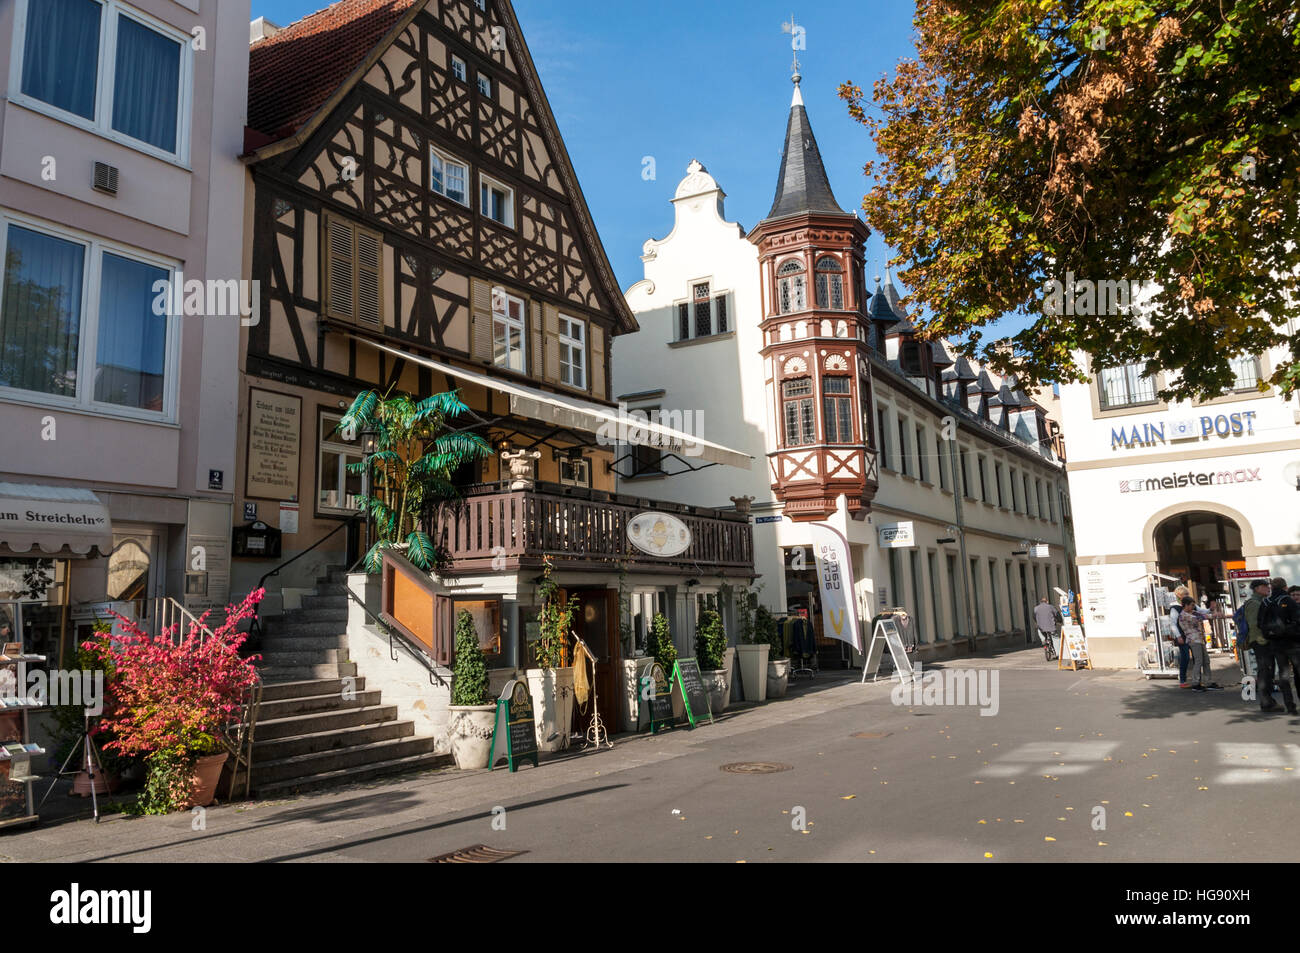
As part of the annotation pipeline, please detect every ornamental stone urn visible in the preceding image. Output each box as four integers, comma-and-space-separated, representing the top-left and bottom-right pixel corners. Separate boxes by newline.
729, 495, 754, 516
447, 705, 498, 769
501, 449, 541, 490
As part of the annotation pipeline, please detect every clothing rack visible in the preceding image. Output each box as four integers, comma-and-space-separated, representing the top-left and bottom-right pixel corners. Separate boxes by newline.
780, 614, 817, 679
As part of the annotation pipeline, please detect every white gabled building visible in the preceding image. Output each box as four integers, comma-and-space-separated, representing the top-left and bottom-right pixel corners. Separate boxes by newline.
618, 76, 1075, 664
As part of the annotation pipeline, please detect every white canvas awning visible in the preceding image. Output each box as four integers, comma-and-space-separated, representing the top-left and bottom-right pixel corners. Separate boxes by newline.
356, 337, 753, 470
0, 483, 113, 557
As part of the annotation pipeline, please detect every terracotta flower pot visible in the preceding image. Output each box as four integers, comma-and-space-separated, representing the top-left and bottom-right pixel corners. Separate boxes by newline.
182, 752, 229, 809
71, 769, 119, 797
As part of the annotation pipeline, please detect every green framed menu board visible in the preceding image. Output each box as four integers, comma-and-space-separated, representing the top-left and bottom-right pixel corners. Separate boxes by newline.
489, 680, 538, 772
672, 658, 712, 728
640, 662, 675, 733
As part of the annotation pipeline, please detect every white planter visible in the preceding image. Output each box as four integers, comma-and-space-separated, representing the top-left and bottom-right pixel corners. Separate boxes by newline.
702, 669, 729, 714
721, 646, 736, 698
736, 643, 770, 702
526, 667, 574, 752
446, 705, 497, 769
767, 659, 790, 698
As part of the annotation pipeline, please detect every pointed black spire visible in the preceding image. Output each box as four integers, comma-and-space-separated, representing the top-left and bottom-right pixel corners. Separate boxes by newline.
765, 74, 846, 221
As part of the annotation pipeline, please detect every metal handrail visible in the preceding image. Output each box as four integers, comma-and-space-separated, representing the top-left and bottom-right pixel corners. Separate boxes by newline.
338, 579, 448, 688
248, 514, 362, 642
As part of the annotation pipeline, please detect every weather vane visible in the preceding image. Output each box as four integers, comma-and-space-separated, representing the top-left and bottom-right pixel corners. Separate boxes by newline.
781, 14, 803, 83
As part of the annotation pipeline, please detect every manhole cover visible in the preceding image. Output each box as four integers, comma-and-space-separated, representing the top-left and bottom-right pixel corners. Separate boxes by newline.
720, 762, 793, 775
428, 844, 528, 863
852, 731, 892, 739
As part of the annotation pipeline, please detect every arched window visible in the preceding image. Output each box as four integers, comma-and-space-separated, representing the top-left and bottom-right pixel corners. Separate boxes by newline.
815, 256, 844, 310
781, 376, 815, 447
777, 259, 806, 314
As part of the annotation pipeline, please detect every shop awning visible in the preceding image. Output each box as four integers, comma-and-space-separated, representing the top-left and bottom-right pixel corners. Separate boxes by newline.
0, 483, 113, 557
356, 337, 753, 470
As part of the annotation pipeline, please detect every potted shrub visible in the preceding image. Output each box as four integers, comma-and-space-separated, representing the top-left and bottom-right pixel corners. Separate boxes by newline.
736, 593, 771, 702
97, 591, 263, 814
447, 610, 496, 769
646, 612, 679, 719
526, 557, 577, 752
695, 608, 729, 713
52, 624, 135, 795
760, 605, 790, 698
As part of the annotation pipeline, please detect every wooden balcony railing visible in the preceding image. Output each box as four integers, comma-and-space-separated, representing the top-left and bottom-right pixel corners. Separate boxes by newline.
436, 482, 754, 575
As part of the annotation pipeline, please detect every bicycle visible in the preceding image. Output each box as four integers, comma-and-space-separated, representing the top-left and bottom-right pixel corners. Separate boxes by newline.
1039, 628, 1057, 661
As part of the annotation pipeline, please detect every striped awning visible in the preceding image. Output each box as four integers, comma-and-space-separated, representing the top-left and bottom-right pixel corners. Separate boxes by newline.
0, 483, 113, 557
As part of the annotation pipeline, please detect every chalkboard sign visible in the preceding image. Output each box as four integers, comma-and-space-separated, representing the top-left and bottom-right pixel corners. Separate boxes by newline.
640, 662, 675, 733
673, 658, 712, 727
489, 680, 538, 772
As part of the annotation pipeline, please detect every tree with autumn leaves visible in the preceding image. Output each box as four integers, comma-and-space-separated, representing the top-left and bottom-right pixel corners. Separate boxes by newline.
841, 0, 1300, 400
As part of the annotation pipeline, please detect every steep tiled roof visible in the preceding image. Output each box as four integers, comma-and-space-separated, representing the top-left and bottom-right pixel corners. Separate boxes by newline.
248, 0, 420, 142
764, 80, 845, 221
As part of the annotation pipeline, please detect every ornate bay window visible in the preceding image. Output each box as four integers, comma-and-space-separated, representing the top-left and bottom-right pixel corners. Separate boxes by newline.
822, 375, 853, 443
781, 376, 815, 447
814, 256, 844, 309
777, 259, 806, 314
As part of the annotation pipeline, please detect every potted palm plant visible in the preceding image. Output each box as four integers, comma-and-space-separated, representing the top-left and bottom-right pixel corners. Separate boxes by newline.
337, 387, 492, 573
527, 557, 577, 752
447, 610, 496, 769
695, 608, 729, 713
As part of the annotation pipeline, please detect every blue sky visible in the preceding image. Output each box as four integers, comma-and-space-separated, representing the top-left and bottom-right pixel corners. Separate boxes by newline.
252, 1, 1015, 333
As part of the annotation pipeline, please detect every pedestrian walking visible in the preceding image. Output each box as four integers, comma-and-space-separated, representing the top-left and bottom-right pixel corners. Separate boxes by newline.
1258, 577, 1300, 714
1168, 585, 1198, 686
1243, 578, 1291, 712
1033, 596, 1063, 659
1179, 597, 1220, 691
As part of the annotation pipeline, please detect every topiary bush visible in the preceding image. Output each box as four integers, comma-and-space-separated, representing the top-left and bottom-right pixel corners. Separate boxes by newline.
756, 605, 783, 660
695, 608, 727, 671
647, 612, 677, 677
451, 609, 490, 706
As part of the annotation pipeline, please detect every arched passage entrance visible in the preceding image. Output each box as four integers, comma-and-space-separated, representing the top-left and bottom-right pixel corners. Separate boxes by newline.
1153, 511, 1244, 601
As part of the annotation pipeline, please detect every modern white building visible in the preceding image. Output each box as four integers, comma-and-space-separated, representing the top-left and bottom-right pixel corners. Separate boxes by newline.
618, 77, 1075, 664
0, 0, 251, 660
1058, 346, 1300, 668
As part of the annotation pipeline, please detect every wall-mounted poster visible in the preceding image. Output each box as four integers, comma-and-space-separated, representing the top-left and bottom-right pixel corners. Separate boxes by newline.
245, 389, 301, 501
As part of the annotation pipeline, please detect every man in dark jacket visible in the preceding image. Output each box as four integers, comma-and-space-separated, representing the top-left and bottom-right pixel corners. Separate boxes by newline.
1261, 578, 1300, 714
1033, 597, 1063, 658
1246, 578, 1290, 712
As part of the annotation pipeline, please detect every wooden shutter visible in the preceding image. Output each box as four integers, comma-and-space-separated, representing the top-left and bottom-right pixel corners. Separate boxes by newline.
324, 214, 354, 321
591, 323, 606, 399
543, 304, 560, 384
355, 228, 383, 328
469, 278, 493, 363
434, 594, 453, 666
529, 300, 543, 379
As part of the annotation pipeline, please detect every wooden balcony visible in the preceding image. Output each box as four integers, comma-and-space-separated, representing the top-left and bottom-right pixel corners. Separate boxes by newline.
436, 482, 754, 576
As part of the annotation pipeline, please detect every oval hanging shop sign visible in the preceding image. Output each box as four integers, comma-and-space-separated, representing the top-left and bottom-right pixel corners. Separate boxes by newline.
627, 512, 692, 558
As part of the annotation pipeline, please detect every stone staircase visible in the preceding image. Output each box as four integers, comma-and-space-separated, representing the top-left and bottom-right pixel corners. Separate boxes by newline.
247, 568, 451, 796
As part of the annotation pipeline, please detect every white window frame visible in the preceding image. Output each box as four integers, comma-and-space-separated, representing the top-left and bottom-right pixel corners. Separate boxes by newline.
476, 73, 493, 99
318, 411, 365, 515
557, 314, 586, 389
491, 287, 526, 372
559, 456, 590, 488
0, 209, 181, 423
430, 145, 469, 206
9, 0, 195, 166
479, 173, 515, 228
450, 55, 467, 83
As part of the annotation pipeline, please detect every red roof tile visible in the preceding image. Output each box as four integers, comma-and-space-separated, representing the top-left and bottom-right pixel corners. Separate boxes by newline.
248, 0, 420, 143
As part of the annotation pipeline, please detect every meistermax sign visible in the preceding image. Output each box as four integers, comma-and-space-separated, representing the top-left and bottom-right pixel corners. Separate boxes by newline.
1119, 467, 1261, 493
1111, 411, 1257, 449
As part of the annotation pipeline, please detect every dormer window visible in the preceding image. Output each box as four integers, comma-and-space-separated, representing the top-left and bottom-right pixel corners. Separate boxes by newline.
777, 260, 806, 314
815, 256, 845, 310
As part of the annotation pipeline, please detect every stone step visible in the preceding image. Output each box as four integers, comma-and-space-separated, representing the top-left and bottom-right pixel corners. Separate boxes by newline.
251, 735, 441, 786
258, 648, 343, 668
251, 749, 452, 798
253, 719, 414, 762
300, 594, 348, 610
255, 684, 379, 720
258, 677, 364, 703
261, 633, 349, 652
263, 618, 348, 638
258, 662, 357, 683
314, 569, 351, 587
251, 703, 398, 741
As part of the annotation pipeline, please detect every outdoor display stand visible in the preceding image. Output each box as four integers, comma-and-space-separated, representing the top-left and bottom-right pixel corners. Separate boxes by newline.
639, 662, 675, 734
489, 680, 539, 772
1134, 571, 1181, 679
0, 651, 47, 830
572, 632, 612, 750
672, 658, 713, 727
1058, 624, 1092, 671
861, 616, 917, 683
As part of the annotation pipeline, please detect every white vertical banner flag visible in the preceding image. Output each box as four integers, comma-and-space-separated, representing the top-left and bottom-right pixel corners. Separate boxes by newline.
809, 521, 862, 653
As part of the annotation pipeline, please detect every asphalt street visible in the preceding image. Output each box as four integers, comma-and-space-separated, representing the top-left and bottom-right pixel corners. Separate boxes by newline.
3, 648, 1294, 864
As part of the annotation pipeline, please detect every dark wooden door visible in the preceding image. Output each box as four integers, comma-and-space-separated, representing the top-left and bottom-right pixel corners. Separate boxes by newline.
570, 588, 620, 739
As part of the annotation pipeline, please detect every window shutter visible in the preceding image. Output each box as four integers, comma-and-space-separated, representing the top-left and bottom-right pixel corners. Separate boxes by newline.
325, 215, 355, 321
590, 323, 606, 400
543, 304, 560, 384
529, 300, 543, 378
355, 229, 383, 328
434, 594, 453, 666
470, 278, 493, 362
